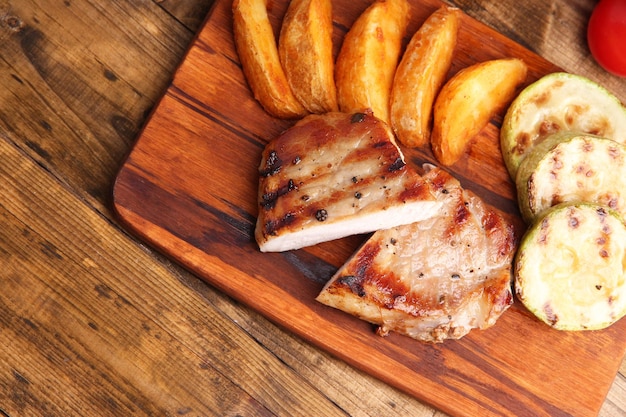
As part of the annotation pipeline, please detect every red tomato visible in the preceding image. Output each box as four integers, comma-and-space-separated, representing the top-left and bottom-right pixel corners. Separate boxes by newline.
587, 0, 626, 77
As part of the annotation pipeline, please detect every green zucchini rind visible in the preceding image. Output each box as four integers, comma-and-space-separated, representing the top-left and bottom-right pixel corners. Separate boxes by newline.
516, 132, 626, 224
515, 202, 626, 331
500, 72, 626, 180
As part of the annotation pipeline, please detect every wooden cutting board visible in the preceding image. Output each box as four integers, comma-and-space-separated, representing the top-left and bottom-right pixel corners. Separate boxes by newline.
112, 0, 626, 415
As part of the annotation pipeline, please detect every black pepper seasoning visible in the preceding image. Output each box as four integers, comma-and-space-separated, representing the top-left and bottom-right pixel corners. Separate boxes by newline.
315, 209, 328, 222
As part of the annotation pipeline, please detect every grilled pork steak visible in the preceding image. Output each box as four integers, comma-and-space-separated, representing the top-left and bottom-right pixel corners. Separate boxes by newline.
316, 167, 516, 342
255, 110, 442, 252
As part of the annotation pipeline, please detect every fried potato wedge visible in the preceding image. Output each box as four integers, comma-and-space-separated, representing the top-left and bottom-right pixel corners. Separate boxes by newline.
278, 0, 337, 114
431, 58, 528, 166
390, 5, 461, 148
335, 0, 411, 124
232, 0, 307, 119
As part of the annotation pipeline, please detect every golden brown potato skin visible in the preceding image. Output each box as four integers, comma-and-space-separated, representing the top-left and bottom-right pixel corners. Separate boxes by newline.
390, 5, 461, 148
278, 0, 338, 114
431, 58, 528, 166
335, 0, 411, 124
232, 0, 307, 119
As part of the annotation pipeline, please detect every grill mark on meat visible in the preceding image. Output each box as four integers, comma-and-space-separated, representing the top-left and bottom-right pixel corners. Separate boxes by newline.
399, 180, 432, 204
353, 243, 380, 281
483, 209, 516, 257
411, 155, 521, 215
260, 178, 297, 210
335, 243, 381, 297
444, 198, 471, 239
317, 168, 516, 343
345, 248, 416, 312
337, 275, 366, 297
425, 167, 450, 193
388, 157, 406, 172
255, 111, 442, 251
373, 271, 411, 311
263, 212, 297, 236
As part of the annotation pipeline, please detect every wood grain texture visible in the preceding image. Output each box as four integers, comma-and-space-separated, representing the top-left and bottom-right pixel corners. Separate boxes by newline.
113, 0, 626, 416
449, 0, 626, 105
0, 0, 624, 417
0, 1, 449, 416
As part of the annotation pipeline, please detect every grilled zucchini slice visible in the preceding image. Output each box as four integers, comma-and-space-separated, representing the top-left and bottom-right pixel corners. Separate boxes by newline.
500, 72, 626, 179
515, 202, 626, 331
516, 131, 626, 224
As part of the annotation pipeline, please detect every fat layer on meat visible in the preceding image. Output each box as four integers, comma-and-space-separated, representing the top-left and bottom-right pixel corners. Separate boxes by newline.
255, 110, 443, 252
316, 167, 516, 342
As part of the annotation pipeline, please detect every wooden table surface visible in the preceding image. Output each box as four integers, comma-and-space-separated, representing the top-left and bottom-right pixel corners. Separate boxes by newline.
1, 1, 624, 416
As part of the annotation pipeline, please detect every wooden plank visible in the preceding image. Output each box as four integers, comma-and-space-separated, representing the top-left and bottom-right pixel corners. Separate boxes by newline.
449, 0, 626, 105
0, 129, 354, 417
0, 1, 444, 416
0, 0, 196, 207
112, 0, 626, 416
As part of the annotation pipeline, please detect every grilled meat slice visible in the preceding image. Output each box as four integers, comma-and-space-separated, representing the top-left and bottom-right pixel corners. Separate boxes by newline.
255, 110, 442, 252
316, 167, 516, 342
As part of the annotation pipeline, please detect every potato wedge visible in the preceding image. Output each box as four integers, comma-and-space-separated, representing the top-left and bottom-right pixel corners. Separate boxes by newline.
232, 0, 307, 119
390, 5, 461, 148
278, 0, 337, 114
335, 0, 411, 124
431, 58, 528, 166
